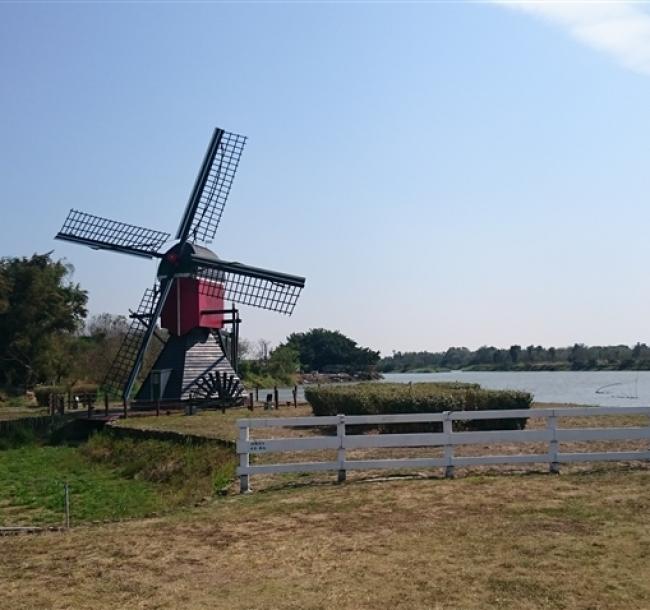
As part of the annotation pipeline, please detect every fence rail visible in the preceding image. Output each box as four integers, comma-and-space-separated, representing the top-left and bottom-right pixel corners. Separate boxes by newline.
236, 407, 650, 492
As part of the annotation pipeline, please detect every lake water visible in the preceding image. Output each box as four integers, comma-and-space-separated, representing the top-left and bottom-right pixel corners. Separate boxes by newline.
381, 371, 650, 407
263, 371, 650, 407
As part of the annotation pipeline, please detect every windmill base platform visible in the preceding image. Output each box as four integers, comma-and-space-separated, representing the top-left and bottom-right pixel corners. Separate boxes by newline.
133, 328, 244, 408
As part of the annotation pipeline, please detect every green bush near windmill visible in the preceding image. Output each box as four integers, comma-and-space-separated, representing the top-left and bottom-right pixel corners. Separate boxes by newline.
305, 382, 532, 431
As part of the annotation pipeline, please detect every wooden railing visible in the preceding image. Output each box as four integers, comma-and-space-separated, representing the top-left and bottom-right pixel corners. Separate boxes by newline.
236, 407, 650, 492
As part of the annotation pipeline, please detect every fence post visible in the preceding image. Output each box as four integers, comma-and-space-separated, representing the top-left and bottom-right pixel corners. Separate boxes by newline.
337, 414, 347, 483
63, 482, 70, 529
274, 386, 279, 410
248, 392, 254, 411
443, 411, 455, 478
293, 385, 298, 408
239, 423, 251, 493
547, 413, 560, 474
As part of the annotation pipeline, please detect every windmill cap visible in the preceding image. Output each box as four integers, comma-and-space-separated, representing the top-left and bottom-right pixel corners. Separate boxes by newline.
157, 241, 220, 278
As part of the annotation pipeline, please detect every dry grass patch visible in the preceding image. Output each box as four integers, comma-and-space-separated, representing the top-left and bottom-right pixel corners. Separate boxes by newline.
0, 405, 48, 422
2, 468, 649, 609
113, 404, 313, 442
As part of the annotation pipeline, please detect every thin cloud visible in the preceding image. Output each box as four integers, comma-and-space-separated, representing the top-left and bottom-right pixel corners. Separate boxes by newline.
493, 1, 650, 76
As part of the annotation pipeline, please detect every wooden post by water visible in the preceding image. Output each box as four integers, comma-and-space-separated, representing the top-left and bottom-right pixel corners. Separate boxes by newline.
293, 385, 298, 408
248, 392, 254, 411
255, 386, 259, 401
274, 386, 279, 410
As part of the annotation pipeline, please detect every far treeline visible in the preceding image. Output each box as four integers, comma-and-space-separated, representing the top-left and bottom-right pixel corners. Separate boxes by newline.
0, 253, 380, 394
379, 343, 650, 373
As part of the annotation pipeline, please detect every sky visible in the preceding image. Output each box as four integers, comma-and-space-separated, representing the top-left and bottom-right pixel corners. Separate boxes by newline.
2, 1, 650, 356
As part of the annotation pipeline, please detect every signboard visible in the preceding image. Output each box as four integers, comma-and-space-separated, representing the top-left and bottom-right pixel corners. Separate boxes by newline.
249, 440, 268, 453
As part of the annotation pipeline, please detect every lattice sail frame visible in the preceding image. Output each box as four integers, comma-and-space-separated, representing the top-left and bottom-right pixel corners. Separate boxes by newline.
57, 209, 170, 258
103, 285, 164, 395
177, 129, 247, 245
195, 265, 303, 315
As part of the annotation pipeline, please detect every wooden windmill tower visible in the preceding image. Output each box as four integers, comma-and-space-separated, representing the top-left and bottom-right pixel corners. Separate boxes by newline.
55, 128, 305, 409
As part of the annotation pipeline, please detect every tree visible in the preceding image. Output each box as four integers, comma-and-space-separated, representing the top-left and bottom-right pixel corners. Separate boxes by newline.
525, 345, 535, 363
256, 339, 271, 361
509, 345, 521, 364
0, 271, 9, 314
68, 313, 130, 385
266, 345, 300, 384
0, 253, 87, 388
85, 312, 129, 338
568, 343, 589, 370
238, 338, 252, 360
283, 328, 380, 373
473, 346, 496, 365
441, 347, 471, 369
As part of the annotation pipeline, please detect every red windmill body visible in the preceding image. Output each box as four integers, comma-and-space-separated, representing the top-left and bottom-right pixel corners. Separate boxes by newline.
161, 278, 224, 336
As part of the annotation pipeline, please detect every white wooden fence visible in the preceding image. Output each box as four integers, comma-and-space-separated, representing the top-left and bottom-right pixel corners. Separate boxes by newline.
236, 407, 650, 492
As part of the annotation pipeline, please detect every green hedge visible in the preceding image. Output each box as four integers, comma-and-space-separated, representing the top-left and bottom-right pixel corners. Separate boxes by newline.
33, 384, 99, 408
71, 384, 99, 406
33, 385, 66, 407
305, 382, 531, 431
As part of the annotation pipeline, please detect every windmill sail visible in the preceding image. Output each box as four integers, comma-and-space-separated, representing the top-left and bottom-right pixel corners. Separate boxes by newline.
192, 256, 305, 315
103, 284, 169, 398
56, 209, 170, 258
176, 128, 247, 245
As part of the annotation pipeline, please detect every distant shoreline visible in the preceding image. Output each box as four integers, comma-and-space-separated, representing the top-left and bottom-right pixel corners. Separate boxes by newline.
382, 365, 650, 374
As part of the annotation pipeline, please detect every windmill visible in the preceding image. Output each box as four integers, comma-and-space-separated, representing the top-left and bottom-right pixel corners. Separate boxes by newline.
55, 128, 305, 409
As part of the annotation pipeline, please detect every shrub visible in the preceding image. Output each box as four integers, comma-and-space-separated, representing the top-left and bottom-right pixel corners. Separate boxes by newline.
71, 383, 99, 407
33, 385, 66, 407
305, 383, 531, 431
71, 383, 99, 396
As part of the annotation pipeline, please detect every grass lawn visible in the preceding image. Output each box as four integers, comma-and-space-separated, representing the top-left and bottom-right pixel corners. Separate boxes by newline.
0, 434, 236, 527
0, 445, 167, 526
2, 467, 649, 609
